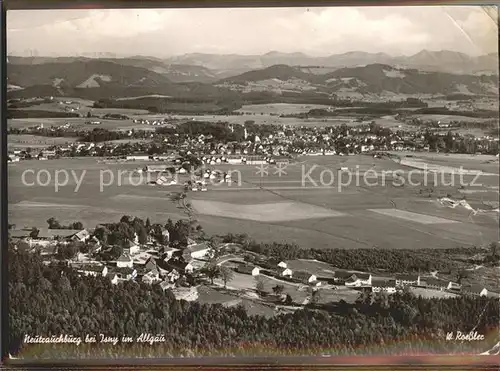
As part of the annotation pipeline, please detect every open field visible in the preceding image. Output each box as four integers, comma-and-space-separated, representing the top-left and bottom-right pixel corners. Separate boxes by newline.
8, 117, 157, 131
236, 103, 331, 115
191, 199, 344, 222
368, 209, 460, 224
8, 134, 79, 148
8, 154, 499, 249
285, 259, 336, 278
409, 287, 459, 299
197, 285, 277, 317
411, 114, 494, 123
19, 98, 150, 116
316, 286, 361, 304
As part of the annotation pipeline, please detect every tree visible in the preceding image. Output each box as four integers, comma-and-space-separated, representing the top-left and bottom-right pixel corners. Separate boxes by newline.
71, 221, 84, 230
202, 264, 221, 285
284, 294, 293, 305
57, 243, 78, 260
137, 227, 148, 245
29, 227, 39, 239
310, 288, 322, 305
94, 226, 108, 244
46, 217, 61, 229
220, 266, 234, 289
272, 284, 285, 297
489, 242, 499, 258
255, 278, 265, 296
120, 215, 131, 224
145, 218, 151, 231
206, 236, 222, 262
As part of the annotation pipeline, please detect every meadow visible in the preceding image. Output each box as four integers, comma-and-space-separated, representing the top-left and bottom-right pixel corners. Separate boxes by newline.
8, 153, 498, 250
8, 134, 79, 148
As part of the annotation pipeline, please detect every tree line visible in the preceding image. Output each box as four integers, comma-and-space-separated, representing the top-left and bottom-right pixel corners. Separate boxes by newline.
8, 248, 499, 358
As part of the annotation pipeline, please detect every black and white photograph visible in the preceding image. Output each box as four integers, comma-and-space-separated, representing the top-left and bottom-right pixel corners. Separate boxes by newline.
5, 4, 500, 361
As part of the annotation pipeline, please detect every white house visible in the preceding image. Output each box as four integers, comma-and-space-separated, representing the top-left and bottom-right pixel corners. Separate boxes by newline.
188, 243, 209, 259
163, 247, 179, 261
142, 269, 162, 285
167, 269, 181, 283
71, 229, 90, 243
116, 254, 134, 268
109, 267, 137, 283
124, 240, 140, 256
126, 155, 149, 161
345, 273, 372, 287
423, 278, 452, 291
371, 280, 397, 294
237, 264, 260, 276
277, 261, 287, 269
77, 265, 108, 278
462, 286, 488, 297
293, 271, 317, 284
281, 268, 293, 277
395, 274, 421, 287
447, 281, 461, 290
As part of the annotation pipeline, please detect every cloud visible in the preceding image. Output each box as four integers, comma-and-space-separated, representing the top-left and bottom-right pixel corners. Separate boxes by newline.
6, 6, 498, 57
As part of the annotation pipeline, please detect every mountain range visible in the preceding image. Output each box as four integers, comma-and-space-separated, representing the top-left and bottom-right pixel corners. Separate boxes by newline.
6, 50, 498, 101
8, 49, 498, 80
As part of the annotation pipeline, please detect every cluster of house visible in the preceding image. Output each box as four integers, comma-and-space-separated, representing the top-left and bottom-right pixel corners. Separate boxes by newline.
234, 260, 491, 298
10, 224, 215, 290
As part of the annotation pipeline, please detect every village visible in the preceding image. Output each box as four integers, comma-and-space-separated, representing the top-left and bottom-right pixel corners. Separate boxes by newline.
8, 221, 494, 313
7, 113, 500, 164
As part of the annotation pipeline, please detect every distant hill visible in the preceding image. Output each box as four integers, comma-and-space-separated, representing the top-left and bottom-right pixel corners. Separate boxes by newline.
7, 57, 220, 84
6, 55, 497, 101
219, 63, 498, 96
220, 64, 323, 84
165, 49, 497, 75
393, 50, 499, 75
7, 60, 173, 89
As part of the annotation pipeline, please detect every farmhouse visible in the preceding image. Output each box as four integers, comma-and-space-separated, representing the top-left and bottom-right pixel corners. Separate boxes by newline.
168, 261, 194, 274
332, 271, 354, 284
281, 268, 293, 277
109, 267, 137, 284
422, 278, 450, 291
395, 274, 421, 287
236, 264, 260, 276
277, 261, 287, 269
187, 243, 209, 259
293, 271, 317, 284
71, 229, 90, 243
461, 285, 488, 297
145, 165, 170, 173
126, 154, 150, 161
345, 273, 372, 287
167, 269, 181, 283
163, 247, 179, 261
142, 269, 162, 285
371, 280, 397, 294
124, 240, 140, 256
76, 264, 108, 278
116, 253, 134, 268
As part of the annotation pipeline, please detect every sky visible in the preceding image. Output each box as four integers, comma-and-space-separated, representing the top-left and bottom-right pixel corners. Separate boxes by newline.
6, 6, 498, 57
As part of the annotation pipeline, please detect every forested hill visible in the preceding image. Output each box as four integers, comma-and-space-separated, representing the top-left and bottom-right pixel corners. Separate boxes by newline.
9, 250, 499, 359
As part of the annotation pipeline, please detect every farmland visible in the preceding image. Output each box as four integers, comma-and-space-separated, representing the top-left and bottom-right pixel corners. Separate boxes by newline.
8, 152, 498, 250
8, 134, 79, 148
